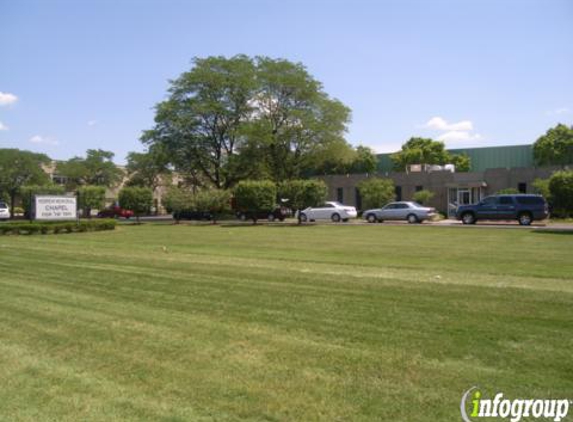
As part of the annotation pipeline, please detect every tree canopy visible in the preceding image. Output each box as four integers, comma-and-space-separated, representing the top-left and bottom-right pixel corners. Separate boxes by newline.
532, 123, 573, 166
0, 149, 51, 216
126, 145, 171, 190
142, 55, 352, 188
56, 149, 124, 189
390, 137, 471, 172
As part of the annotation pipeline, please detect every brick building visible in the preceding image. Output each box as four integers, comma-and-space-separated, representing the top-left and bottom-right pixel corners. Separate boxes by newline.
320, 144, 564, 217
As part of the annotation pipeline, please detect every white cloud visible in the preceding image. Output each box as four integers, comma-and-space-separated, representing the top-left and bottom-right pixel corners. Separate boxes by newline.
0, 121, 8, 131
424, 116, 483, 145
29, 135, 59, 146
437, 131, 482, 143
0, 92, 18, 106
426, 116, 473, 131
87, 120, 97, 126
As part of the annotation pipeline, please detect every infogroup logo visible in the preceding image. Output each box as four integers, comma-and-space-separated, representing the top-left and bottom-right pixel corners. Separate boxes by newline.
461, 386, 570, 422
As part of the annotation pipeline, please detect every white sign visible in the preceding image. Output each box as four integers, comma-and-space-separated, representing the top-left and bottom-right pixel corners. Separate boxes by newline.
34, 195, 77, 221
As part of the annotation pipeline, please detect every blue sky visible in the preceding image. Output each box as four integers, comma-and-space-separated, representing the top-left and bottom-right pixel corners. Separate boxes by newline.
1, 0, 572, 163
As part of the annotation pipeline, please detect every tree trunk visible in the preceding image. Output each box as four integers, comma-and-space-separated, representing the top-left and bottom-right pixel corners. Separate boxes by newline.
10, 191, 16, 220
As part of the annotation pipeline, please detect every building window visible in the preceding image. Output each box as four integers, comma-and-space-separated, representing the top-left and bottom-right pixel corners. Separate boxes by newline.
336, 187, 344, 203
51, 174, 68, 185
518, 183, 527, 193
355, 188, 362, 210
415, 185, 423, 192
395, 186, 402, 201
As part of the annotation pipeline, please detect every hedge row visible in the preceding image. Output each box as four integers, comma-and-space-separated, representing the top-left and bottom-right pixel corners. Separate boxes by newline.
0, 219, 116, 235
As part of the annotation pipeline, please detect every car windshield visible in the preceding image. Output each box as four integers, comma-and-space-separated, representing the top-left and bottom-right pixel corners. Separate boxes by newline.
329, 201, 343, 206
0, 202, 7, 209
411, 202, 423, 207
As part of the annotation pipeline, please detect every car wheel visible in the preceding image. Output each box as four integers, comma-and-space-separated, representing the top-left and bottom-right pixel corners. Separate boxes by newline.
331, 213, 341, 223
518, 212, 532, 226
267, 213, 275, 222
366, 213, 377, 223
461, 212, 476, 225
299, 213, 308, 223
407, 214, 419, 224
239, 213, 247, 221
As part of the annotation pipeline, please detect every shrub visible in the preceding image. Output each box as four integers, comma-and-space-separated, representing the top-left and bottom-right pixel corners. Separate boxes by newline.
278, 180, 327, 223
357, 178, 395, 210
412, 189, 435, 205
78, 186, 106, 218
234, 180, 277, 224
0, 219, 116, 235
118, 187, 153, 223
532, 178, 550, 199
162, 186, 195, 223
193, 189, 232, 224
548, 170, 573, 217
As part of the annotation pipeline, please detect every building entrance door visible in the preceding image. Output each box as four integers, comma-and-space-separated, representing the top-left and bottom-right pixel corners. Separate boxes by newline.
458, 189, 471, 207
447, 187, 483, 218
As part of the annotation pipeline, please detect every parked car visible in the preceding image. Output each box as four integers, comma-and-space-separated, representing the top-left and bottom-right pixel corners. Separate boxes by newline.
0, 202, 10, 221
97, 206, 134, 219
173, 210, 212, 221
299, 201, 357, 223
363, 201, 436, 224
236, 206, 290, 222
456, 194, 548, 225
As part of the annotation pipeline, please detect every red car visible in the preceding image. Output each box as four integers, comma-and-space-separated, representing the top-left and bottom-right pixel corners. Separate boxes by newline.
97, 206, 134, 219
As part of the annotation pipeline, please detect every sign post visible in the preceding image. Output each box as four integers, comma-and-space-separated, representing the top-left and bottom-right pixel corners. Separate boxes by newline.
33, 195, 78, 221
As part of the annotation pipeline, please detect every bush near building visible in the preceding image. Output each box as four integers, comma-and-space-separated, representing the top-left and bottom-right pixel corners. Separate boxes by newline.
278, 180, 327, 223
412, 189, 435, 205
357, 178, 395, 210
548, 170, 573, 217
233, 180, 277, 224
118, 187, 153, 223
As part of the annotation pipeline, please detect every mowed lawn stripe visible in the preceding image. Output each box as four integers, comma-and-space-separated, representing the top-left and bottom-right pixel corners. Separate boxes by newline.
0, 225, 571, 421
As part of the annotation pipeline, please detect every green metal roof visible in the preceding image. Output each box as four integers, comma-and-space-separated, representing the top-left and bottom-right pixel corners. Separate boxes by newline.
377, 144, 534, 173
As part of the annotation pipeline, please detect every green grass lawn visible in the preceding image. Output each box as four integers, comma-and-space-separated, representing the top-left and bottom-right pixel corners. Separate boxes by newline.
0, 224, 571, 421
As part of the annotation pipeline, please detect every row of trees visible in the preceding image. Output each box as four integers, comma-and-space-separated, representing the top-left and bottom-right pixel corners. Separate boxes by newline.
163, 179, 331, 224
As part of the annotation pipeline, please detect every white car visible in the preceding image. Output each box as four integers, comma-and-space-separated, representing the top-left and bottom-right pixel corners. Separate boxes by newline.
0, 202, 10, 221
299, 201, 357, 223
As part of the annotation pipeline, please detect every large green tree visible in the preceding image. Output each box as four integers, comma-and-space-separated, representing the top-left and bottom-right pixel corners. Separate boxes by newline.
532, 124, 573, 166
390, 137, 471, 172
244, 57, 351, 181
143, 55, 352, 187
347, 145, 378, 174
142, 55, 257, 189
56, 149, 123, 189
0, 149, 51, 217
